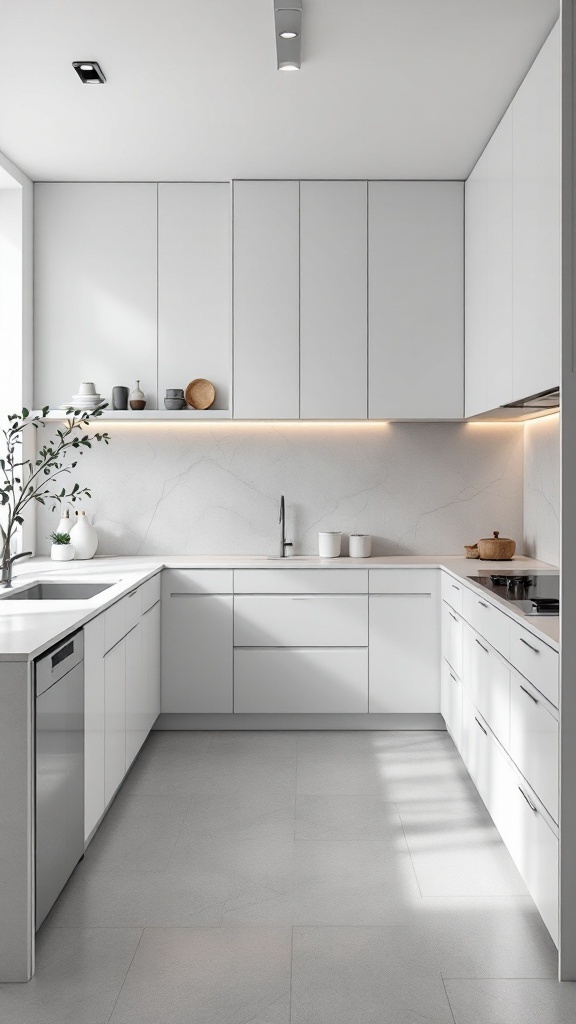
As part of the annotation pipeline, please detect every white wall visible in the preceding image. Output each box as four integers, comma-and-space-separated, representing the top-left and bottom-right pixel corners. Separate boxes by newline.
35, 422, 524, 557
523, 413, 560, 566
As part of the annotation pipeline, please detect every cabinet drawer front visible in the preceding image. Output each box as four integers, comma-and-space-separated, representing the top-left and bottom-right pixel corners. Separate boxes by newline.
125, 587, 142, 632
441, 602, 463, 678
234, 569, 368, 594
234, 595, 368, 647
369, 569, 438, 595
441, 659, 463, 751
104, 598, 126, 653
509, 620, 558, 707
234, 648, 368, 713
441, 572, 464, 613
140, 572, 161, 614
510, 672, 558, 822
463, 624, 510, 748
463, 586, 510, 658
163, 568, 233, 595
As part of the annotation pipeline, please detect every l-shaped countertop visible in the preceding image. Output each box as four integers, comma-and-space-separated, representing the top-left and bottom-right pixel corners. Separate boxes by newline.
0, 554, 560, 662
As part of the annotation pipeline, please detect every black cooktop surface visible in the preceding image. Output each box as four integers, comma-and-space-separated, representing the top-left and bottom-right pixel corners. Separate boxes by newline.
466, 570, 559, 615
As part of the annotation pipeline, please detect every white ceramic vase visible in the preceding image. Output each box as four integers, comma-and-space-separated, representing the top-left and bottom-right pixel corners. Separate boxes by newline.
56, 509, 72, 536
51, 544, 74, 562
70, 511, 98, 559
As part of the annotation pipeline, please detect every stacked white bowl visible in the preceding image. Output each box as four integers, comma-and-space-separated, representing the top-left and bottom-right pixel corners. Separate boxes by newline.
60, 382, 104, 410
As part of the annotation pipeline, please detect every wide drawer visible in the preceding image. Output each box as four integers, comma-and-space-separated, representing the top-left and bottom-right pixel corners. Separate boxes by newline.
462, 586, 510, 659
124, 586, 142, 631
163, 568, 233, 595
234, 595, 368, 647
463, 624, 510, 749
234, 647, 368, 713
233, 569, 368, 594
510, 671, 558, 822
441, 572, 464, 613
140, 572, 161, 614
103, 598, 126, 653
509, 620, 559, 707
441, 601, 463, 678
369, 568, 438, 595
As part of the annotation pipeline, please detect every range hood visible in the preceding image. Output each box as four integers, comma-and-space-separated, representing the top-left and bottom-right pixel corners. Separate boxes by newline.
502, 386, 560, 411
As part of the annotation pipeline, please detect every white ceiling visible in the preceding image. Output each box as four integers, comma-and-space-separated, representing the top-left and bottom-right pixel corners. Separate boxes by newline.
0, 0, 559, 182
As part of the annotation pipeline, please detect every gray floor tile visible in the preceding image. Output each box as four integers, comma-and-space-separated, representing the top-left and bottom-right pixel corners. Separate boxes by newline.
109, 927, 292, 1024
291, 926, 455, 1024
48, 858, 289, 928
295, 794, 401, 840
397, 799, 528, 897
83, 810, 186, 873
0, 926, 141, 1024
179, 791, 296, 843
293, 839, 421, 925
167, 833, 295, 896
122, 732, 213, 795
444, 979, 576, 1024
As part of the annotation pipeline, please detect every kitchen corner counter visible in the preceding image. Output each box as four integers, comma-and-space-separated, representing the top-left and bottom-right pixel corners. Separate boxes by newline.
0, 552, 559, 659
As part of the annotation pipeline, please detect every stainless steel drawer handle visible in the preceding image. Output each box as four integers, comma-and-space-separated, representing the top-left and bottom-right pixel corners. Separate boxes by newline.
450, 672, 457, 682
449, 612, 458, 622
519, 684, 538, 704
451, 584, 460, 591
474, 638, 489, 654
478, 601, 488, 608
474, 717, 488, 736
518, 787, 538, 813
519, 637, 540, 654
128, 590, 138, 598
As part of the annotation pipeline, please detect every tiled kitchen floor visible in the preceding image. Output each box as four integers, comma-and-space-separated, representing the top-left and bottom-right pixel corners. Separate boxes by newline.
1, 730, 574, 1023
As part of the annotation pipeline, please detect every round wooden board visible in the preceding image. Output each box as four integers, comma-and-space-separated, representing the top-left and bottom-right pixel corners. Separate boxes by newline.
185, 378, 216, 410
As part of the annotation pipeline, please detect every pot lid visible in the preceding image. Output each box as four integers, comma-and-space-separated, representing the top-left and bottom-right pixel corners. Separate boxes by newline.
479, 531, 514, 543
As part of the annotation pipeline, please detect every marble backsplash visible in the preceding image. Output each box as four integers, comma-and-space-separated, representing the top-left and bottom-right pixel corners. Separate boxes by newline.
35, 421, 525, 558
523, 413, 560, 567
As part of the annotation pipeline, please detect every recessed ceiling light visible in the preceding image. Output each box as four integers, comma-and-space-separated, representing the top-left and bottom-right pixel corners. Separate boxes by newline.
274, 1, 302, 71
72, 61, 106, 84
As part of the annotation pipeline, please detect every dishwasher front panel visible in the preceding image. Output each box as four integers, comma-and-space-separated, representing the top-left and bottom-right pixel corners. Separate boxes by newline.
35, 660, 84, 929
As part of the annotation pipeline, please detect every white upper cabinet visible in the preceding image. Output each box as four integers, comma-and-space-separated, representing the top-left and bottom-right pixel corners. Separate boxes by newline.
369, 182, 464, 420
158, 183, 231, 412
512, 22, 561, 401
34, 183, 157, 410
300, 181, 367, 419
465, 108, 513, 417
233, 180, 300, 419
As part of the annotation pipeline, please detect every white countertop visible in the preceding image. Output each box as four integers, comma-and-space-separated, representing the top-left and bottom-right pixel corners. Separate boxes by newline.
0, 553, 559, 661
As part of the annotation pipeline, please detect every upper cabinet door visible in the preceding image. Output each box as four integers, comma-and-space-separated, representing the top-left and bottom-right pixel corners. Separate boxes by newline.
512, 22, 561, 401
369, 182, 464, 419
465, 107, 513, 417
158, 184, 231, 412
233, 180, 299, 419
34, 183, 157, 410
300, 181, 367, 419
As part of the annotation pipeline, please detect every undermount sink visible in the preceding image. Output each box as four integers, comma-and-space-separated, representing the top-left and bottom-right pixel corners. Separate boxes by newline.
0, 582, 116, 601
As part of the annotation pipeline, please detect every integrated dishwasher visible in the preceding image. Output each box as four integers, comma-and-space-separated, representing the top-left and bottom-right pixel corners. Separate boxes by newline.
35, 631, 84, 929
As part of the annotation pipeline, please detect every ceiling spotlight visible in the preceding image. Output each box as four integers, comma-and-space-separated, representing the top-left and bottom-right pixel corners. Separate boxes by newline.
274, 1, 302, 71
72, 61, 106, 84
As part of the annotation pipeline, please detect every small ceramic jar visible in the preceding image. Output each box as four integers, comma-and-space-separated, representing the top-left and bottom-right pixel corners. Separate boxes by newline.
318, 532, 342, 558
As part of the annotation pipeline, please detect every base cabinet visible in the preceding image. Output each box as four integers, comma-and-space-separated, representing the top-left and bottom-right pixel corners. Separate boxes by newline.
161, 593, 233, 713
104, 638, 126, 806
440, 658, 463, 751
369, 586, 439, 713
84, 615, 105, 841
234, 648, 368, 713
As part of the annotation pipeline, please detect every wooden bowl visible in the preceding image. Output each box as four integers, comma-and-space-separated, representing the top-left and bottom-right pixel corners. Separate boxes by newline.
185, 378, 216, 410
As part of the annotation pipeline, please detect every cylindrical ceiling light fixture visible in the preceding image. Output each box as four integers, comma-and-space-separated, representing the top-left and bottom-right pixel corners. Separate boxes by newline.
274, 0, 302, 71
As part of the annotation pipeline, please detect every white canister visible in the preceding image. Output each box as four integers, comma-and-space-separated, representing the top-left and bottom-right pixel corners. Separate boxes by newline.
318, 532, 342, 558
349, 534, 372, 558
70, 511, 98, 559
